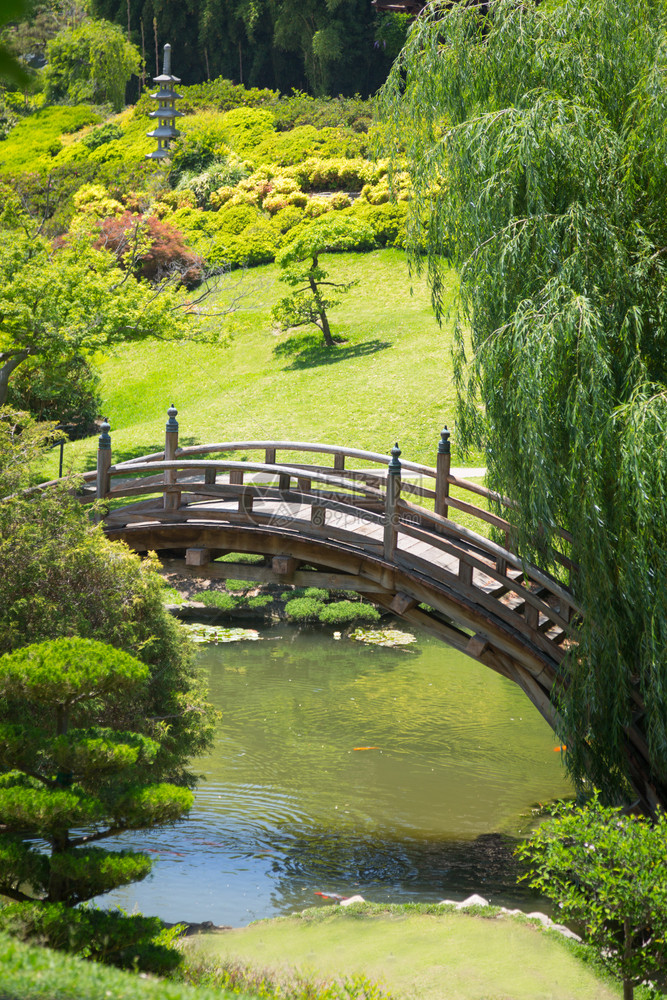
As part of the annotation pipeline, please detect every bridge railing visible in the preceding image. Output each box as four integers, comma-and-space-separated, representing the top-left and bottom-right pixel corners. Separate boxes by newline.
82, 407, 579, 656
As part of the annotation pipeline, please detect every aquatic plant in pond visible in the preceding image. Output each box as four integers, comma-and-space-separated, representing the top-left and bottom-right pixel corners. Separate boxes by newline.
183, 624, 261, 644
350, 628, 416, 647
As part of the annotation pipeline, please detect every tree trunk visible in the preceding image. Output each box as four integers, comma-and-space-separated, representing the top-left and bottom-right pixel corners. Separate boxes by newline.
623, 919, 633, 1000
308, 272, 334, 348
0, 351, 30, 406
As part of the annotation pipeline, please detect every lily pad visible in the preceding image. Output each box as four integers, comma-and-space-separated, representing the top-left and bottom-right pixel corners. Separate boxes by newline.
183, 623, 260, 644
349, 628, 417, 647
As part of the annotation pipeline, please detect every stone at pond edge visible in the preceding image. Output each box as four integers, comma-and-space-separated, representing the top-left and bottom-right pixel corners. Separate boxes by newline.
454, 894, 490, 909
339, 895, 366, 907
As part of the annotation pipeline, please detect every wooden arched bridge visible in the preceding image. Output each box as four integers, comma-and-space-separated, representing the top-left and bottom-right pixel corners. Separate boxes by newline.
57, 406, 661, 814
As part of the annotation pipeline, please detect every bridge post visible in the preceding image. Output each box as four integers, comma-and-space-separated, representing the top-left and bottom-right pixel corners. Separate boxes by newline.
435, 425, 451, 518
164, 404, 180, 511
96, 418, 112, 500
383, 442, 402, 560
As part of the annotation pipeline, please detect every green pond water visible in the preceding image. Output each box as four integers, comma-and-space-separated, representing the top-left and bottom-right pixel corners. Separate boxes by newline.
103, 625, 572, 926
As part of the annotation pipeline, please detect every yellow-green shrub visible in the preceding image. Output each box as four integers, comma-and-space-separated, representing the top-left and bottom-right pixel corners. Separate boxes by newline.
284, 156, 374, 192
221, 106, 276, 158
73, 184, 124, 218
304, 197, 332, 219
0, 105, 101, 174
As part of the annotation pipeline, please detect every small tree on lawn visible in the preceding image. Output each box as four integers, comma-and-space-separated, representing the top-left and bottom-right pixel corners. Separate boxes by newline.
272, 215, 374, 347
515, 794, 667, 1000
0, 637, 194, 907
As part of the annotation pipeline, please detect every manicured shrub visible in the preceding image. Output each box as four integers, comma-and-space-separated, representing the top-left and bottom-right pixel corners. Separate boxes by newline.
73, 182, 124, 218
270, 206, 306, 237
272, 91, 373, 133
225, 579, 250, 592
304, 196, 332, 219
177, 156, 248, 209
247, 595, 274, 609
222, 106, 276, 158
252, 125, 368, 167
168, 113, 230, 181
286, 157, 374, 192
318, 601, 381, 625
330, 192, 352, 210
82, 122, 124, 150
349, 201, 407, 249
0, 903, 183, 974
216, 202, 263, 235
303, 587, 328, 600
284, 597, 326, 622
199, 591, 239, 611
95, 213, 204, 287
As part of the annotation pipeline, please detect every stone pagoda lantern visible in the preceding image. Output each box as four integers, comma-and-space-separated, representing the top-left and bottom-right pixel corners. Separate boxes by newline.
146, 43, 183, 161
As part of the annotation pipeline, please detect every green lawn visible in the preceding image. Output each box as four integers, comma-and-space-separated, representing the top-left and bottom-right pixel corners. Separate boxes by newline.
43, 249, 476, 479
188, 905, 621, 1000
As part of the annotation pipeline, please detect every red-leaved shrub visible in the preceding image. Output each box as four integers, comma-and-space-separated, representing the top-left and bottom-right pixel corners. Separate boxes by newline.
95, 212, 203, 287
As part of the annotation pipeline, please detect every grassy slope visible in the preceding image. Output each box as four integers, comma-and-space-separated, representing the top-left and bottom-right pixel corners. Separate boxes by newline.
189, 906, 621, 1000
0, 932, 252, 1000
45, 249, 473, 477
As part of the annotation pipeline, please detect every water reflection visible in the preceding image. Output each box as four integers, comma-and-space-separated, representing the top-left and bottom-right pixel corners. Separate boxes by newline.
103, 626, 571, 926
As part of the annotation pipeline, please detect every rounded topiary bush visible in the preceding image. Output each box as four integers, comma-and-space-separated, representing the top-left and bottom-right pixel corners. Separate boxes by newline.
318, 601, 381, 625
284, 597, 325, 622
199, 591, 239, 611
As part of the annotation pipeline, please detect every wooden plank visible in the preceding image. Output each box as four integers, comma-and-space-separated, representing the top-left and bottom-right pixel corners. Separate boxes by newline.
394, 547, 567, 663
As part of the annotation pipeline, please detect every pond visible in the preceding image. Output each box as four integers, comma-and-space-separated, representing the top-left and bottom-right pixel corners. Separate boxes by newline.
102, 625, 572, 926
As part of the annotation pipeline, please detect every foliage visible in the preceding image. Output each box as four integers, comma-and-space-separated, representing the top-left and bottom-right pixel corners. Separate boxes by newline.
284, 156, 374, 192
0, 209, 199, 405
0, 931, 246, 1000
0, 638, 194, 914
82, 122, 124, 150
92, 0, 390, 99
379, 0, 667, 802
73, 182, 124, 218
44, 19, 141, 112
272, 91, 373, 133
0, 105, 102, 175
284, 597, 325, 622
272, 216, 375, 346
199, 591, 240, 612
516, 794, 667, 999
318, 601, 380, 625
0, 0, 33, 88
0, 903, 184, 974
252, 127, 369, 168
6, 353, 101, 433
0, 484, 215, 781
350, 628, 416, 647
183, 957, 395, 1000
221, 106, 276, 158
95, 212, 204, 287
177, 156, 249, 209
0, 407, 64, 495
183, 624, 260, 643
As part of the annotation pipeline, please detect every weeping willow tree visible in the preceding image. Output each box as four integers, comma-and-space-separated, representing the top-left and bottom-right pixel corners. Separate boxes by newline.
379, 0, 667, 805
